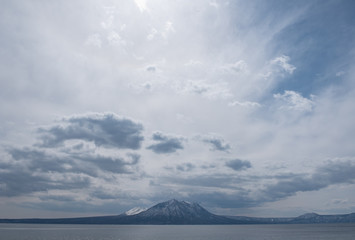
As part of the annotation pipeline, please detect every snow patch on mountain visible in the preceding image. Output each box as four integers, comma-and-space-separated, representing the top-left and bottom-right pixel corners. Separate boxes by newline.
125, 207, 147, 216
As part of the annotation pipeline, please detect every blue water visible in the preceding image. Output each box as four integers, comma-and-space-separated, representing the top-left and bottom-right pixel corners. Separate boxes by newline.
0, 223, 354, 240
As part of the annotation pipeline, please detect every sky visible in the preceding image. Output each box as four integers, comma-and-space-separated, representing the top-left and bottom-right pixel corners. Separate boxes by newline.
1, 0, 355, 218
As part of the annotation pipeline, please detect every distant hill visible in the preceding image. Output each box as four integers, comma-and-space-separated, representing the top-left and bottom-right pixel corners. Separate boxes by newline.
1, 199, 354, 225
289, 212, 355, 224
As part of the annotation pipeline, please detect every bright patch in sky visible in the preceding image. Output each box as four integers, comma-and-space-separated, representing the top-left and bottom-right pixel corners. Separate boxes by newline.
0, 0, 355, 218
134, 0, 148, 12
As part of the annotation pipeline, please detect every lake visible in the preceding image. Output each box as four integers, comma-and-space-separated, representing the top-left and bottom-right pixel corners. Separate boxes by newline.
0, 223, 354, 240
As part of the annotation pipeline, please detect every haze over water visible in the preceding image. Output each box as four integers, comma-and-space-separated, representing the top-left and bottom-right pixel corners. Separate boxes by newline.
1, 224, 355, 240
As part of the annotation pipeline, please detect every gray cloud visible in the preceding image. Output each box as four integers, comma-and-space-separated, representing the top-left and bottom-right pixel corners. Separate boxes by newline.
201, 136, 231, 152
9, 147, 140, 176
189, 191, 257, 209
0, 166, 91, 197
161, 175, 246, 189
226, 159, 252, 171
76, 153, 140, 174
147, 132, 184, 154
262, 160, 355, 202
21, 199, 130, 215
146, 66, 156, 72
8, 148, 97, 177
176, 163, 195, 172
152, 174, 256, 208
10, 148, 73, 171
0, 112, 143, 206
37, 113, 144, 149
154, 161, 355, 209
0, 168, 50, 197
90, 190, 122, 200
39, 195, 76, 202
1, 147, 141, 196
89, 189, 142, 201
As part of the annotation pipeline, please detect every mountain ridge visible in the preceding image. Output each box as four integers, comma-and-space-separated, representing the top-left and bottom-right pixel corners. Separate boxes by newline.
0, 199, 354, 224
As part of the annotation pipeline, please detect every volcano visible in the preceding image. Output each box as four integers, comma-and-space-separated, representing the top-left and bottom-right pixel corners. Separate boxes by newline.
125, 199, 235, 224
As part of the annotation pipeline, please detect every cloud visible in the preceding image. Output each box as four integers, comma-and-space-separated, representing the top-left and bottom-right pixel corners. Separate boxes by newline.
189, 191, 257, 209
147, 28, 158, 40
76, 153, 140, 174
84, 34, 102, 48
90, 190, 122, 200
262, 160, 355, 202
184, 59, 202, 66
226, 159, 252, 171
200, 135, 231, 152
9, 147, 140, 176
0, 163, 91, 197
37, 113, 144, 149
147, 132, 184, 154
0, 111, 144, 211
330, 199, 348, 205
209, 0, 219, 9
8, 148, 95, 176
21, 199, 130, 215
182, 80, 232, 99
107, 31, 126, 46
220, 60, 248, 74
0, 146, 141, 197
176, 163, 195, 172
158, 160, 355, 209
274, 90, 314, 112
260, 55, 296, 83
146, 66, 156, 72
39, 194, 76, 202
161, 21, 175, 39
134, 0, 148, 12
228, 100, 261, 108
336, 71, 345, 77
161, 174, 246, 189
270, 55, 296, 74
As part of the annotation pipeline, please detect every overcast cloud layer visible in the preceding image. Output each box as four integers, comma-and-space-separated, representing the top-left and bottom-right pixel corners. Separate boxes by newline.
1, 0, 355, 218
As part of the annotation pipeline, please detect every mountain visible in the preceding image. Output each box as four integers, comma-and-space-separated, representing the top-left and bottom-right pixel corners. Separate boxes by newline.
123, 199, 237, 224
227, 212, 355, 224
0, 199, 354, 224
290, 212, 355, 224
225, 215, 293, 224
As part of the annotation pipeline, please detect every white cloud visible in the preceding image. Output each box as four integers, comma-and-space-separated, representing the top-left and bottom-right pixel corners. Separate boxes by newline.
176, 113, 193, 124
147, 28, 158, 40
209, 1, 219, 8
181, 80, 232, 99
184, 59, 203, 66
221, 60, 249, 74
270, 55, 296, 74
162, 21, 175, 39
84, 34, 102, 48
228, 101, 261, 108
274, 90, 314, 112
336, 71, 345, 77
107, 31, 126, 46
101, 10, 114, 29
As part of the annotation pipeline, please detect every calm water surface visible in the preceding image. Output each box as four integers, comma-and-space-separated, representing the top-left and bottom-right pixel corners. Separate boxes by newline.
0, 223, 354, 240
